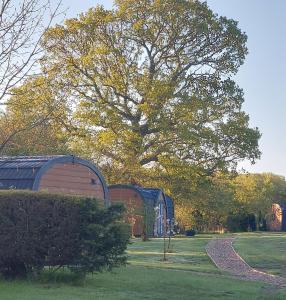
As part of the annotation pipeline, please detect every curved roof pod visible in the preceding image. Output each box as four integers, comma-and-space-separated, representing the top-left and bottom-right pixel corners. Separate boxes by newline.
0, 155, 109, 207
109, 184, 167, 237
108, 184, 147, 237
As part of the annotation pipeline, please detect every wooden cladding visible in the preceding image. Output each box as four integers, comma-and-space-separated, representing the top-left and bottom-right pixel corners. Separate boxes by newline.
267, 203, 283, 231
109, 188, 144, 211
109, 187, 145, 236
39, 162, 104, 201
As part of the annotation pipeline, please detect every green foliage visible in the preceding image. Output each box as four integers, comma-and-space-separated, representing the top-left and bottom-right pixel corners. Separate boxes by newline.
0, 76, 70, 156
73, 200, 130, 274
0, 191, 80, 278
175, 172, 286, 232
0, 191, 129, 279
232, 173, 286, 217
226, 212, 256, 232
174, 174, 235, 231
4, 0, 259, 181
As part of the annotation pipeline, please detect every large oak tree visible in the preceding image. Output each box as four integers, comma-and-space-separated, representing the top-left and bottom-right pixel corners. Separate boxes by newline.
14, 0, 261, 187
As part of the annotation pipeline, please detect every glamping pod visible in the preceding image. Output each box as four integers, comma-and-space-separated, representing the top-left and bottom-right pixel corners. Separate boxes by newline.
267, 203, 286, 231
0, 155, 109, 207
108, 185, 146, 237
109, 184, 170, 237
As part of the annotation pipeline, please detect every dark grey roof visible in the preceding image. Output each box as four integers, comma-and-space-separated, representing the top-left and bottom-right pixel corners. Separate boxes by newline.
0, 156, 65, 190
0, 156, 62, 168
136, 187, 162, 205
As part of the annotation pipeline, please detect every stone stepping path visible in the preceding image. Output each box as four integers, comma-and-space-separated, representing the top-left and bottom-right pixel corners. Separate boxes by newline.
206, 237, 286, 287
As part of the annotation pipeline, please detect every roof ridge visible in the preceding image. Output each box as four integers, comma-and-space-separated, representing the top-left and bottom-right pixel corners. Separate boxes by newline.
0, 155, 66, 160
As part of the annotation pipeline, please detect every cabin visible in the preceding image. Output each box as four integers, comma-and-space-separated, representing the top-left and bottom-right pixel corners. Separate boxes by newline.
109, 184, 174, 237
267, 203, 286, 231
0, 155, 109, 207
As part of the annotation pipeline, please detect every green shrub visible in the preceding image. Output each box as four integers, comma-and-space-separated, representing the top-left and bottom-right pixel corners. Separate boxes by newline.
72, 199, 130, 274
226, 212, 257, 232
185, 229, 196, 237
0, 191, 130, 279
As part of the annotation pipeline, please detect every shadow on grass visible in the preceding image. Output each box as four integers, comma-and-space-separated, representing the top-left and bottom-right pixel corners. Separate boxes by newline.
31, 269, 86, 287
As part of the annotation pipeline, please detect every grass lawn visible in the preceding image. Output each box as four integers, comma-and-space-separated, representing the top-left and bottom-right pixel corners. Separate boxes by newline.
234, 232, 286, 277
0, 234, 286, 300
127, 235, 220, 273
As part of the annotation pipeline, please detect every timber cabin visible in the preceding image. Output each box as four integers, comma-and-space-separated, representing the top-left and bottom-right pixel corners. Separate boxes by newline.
0, 155, 109, 207
109, 184, 174, 237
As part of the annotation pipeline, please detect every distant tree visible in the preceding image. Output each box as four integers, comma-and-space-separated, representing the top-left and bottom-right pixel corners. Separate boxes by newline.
0, 0, 62, 153
0, 76, 69, 155
0, 0, 61, 102
175, 173, 286, 232
232, 173, 286, 218
174, 174, 235, 231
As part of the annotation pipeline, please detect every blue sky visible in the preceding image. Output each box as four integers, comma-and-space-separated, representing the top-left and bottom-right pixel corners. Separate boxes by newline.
61, 0, 286, 177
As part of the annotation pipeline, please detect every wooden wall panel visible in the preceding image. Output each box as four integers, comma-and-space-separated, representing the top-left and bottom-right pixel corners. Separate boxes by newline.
267, 203, 283, 231
39, 162, 104, 202
109, 187, 145, 236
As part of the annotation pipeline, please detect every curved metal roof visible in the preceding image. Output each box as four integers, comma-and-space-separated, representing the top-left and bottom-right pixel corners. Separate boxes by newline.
0, 156, 59, 190
136, 187, 162, 206
0, 155, 109, 206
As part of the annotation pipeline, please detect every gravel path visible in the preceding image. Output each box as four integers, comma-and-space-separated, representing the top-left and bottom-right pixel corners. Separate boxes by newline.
206, 237, 286, 287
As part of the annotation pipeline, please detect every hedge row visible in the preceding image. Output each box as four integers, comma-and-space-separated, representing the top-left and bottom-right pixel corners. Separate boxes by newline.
0, 191, 130, 278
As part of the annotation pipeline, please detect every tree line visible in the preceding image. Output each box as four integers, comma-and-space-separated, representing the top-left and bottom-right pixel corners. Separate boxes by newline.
175, 172, 286, 232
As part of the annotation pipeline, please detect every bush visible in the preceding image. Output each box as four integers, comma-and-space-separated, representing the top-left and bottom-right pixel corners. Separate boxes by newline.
226, 212, 257, 232
0, 191, 130, 278
72, 199, 130, 274
185, 229, 196, 237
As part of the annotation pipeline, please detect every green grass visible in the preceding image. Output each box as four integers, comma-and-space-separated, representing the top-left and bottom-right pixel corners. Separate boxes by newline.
234, 232, 286, 277
0, 234, 286, 299
127, 235, 219, 273
0, 266, 270, 300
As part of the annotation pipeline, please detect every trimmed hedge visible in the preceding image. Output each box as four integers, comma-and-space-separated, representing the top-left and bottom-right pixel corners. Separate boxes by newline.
0, 191, 130, 278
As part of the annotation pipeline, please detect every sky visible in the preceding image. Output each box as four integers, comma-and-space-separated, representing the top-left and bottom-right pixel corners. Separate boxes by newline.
59, 0, 286, 177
